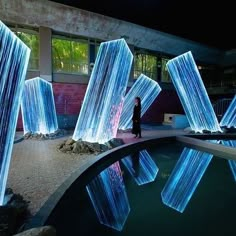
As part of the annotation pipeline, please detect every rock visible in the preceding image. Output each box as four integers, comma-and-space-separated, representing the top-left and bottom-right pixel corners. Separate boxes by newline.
0, 205, 17, 236
65, 138, 75, 146
0, 188, 30, 236
57, 143, 64, 149
106, 138, 124, 148
202, 130, 211, 134
14, 225, 56, 236
60, 145, 72, 152
83, 141, 99, 152
24, 132, 32, 139
91, 142, 101, 152
100, 144, 109, 152
58, 138, 125, 154
24, 130, 66, 140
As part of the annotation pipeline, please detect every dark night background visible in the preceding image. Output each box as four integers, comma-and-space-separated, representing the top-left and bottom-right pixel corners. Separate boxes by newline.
50, 0, 235, 50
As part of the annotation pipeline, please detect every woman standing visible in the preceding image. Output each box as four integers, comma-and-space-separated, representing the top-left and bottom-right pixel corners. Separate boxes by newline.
132, 97, 142, 138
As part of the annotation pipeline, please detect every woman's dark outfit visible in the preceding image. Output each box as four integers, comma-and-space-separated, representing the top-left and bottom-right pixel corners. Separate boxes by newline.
132, 104, 141, 138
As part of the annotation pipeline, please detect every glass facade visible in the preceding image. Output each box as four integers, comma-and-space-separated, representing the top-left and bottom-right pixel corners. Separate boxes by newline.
52, 36, 89, 74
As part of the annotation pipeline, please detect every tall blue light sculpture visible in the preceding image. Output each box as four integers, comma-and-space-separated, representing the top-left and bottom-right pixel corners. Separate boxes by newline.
86, 161, 130, 231
72, 39, 133, 143
220, 95, 236, 128
166, 51, 221, 133
119, 74, 162, 130
121, 150, 159, 185
0, 21, 30, 205
161, 142, 218, 213
221, 140, 236, 181
21, 77, 58, 134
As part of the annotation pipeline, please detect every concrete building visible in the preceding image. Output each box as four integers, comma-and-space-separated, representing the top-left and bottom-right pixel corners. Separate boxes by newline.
0, 0, 235, 129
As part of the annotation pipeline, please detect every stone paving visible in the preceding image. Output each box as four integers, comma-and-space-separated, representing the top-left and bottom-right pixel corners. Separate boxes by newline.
7, 126, 186, 216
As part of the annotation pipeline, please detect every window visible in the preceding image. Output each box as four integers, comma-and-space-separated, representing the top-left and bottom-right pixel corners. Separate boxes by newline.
10, 27, 39, 70
134, 52, 158, 80
161, 58, 171, 83
52, 36, 89, 74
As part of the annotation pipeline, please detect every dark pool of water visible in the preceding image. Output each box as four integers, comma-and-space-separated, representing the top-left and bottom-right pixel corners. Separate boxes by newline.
47, 142, 236, 235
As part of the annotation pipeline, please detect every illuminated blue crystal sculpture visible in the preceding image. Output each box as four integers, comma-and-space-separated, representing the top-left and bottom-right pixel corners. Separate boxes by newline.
119, 74, 162, 130
0, 21, 30, 205
220, 95, 236, 128
86, 161, 130, 231
166, 51, 221, 133
21, 77, 58, 134
121, 150, 159, 185
73, 39, 133, 143
221, 140, 236, 181
161, 144, 217, 213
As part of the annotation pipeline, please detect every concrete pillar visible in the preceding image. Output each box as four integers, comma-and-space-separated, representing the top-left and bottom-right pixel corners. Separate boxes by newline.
39, 26, 52, 81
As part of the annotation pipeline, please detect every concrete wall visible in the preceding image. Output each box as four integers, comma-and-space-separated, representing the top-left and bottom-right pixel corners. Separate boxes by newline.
223, 50, 236, 67
0, 0, 224, 65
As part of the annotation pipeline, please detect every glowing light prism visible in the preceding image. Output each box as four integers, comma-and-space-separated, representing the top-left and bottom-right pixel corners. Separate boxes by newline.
72, 39, 133, 143
221, 140, 236, 181
161, 142, 218, 213
0, 21, 30, 205
166, 51, 221, 133
119, 74, 162, 130
220, 95, 236, 128
86, 161, 130, 231
21, 77, 58, 134
121, 150, 159, 185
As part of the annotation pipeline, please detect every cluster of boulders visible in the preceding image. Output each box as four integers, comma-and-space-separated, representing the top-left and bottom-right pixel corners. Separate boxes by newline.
0, 188, 30, 236
57, 138, 125, 154
24, 130, 67, 140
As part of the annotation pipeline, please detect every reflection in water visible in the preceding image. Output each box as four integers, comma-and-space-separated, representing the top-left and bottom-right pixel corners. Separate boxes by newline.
86, 161, 130, 231
121, 150, 159, 185
221, 140, 236, 181
161, 144, 217, 213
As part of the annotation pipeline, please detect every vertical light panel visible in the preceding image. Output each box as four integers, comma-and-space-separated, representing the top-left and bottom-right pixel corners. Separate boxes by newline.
72, 39, 133, 143
166, 51, 221, 133
21, 77, 58, 134
118, 74, 162, 130
161, 143, 217, 213
86, 161, 130, 231
0, 21, 30, 205
121, 150, 159, 185
221, 140, 236, 181
220, 95, 236, 128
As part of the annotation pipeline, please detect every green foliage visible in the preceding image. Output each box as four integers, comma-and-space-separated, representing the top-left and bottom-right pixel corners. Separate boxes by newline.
134, 53, 157, 80
16, 32, 39, 70
161, 58, 171, 83
52, 38, 88, 74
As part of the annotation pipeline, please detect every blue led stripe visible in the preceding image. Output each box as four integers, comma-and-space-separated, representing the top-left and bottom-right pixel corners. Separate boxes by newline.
221, 140, 236, 181
21, 77, 58, 134
166, 51, 221, 133
119, 74, 162, 130
86, 161, 130, 231
0, 21, 30, 205
121, 149, 159, 185
73, 39, 133, 143
220, 95, 236, 128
